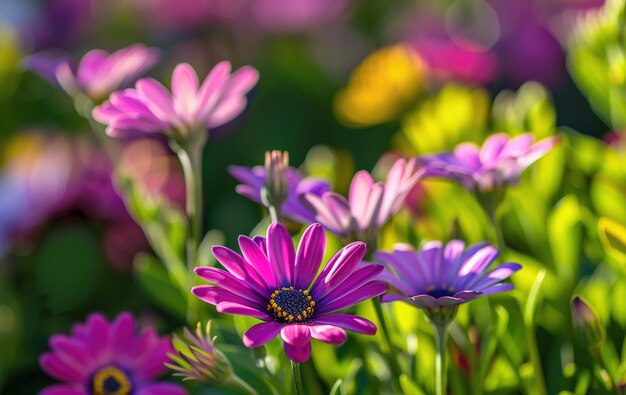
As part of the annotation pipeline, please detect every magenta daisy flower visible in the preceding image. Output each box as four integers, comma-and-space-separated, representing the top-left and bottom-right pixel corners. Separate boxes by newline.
303, 158, 422, 243
54, 44, 160, 102
229, 164, 330, 224
376, 240, 520, 312
419, 133, 559, 192
192, 222, 386, 362
39, 312, 186, 395
92, 62, 259, 140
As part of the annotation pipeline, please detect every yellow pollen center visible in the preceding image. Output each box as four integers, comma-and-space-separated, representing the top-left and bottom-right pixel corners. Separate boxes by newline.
91, 365, 132, 395
267, 286, 315, 323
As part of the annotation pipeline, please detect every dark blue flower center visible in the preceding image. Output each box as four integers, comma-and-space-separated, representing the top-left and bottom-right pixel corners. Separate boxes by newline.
91, 366, 132, 395
268, 286, 315, 323
426, 287, 456, 298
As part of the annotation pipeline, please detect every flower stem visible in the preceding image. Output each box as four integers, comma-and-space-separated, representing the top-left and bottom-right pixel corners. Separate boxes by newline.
291, 361, 304, 395
268, 205, 281, 223
229, 374, 260, 395
434, 323, 449, 395
372, 299, 403, 390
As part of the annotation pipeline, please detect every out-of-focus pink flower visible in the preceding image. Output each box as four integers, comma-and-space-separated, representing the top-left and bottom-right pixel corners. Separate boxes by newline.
420, 133, 560, 192
53, 44, 160, 102
39, 312, 186, 395
93, 62, 259, 141
246, 0, 349, 32
304, 158, 423, 243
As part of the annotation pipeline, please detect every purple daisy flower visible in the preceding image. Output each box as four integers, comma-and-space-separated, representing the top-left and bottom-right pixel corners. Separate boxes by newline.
419, 133, 560, 192
192, 222, 386, 362
39, 312, 186, 395
376, 240, 520, 311
92, 62, 259, 140
229, 164, 330, 224
53, 44, 160, 102
303, 158, 423, 243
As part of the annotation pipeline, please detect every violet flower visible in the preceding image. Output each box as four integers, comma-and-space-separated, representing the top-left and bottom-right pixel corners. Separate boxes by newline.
54, 44, 160, 102
303, 158, 422, 244
419, 133, 559, 193
376, 240, 520, 316
229, 164, 330, 224
39, 312, 186, 395
193, 222, 386, 362
93, 62, 259, 142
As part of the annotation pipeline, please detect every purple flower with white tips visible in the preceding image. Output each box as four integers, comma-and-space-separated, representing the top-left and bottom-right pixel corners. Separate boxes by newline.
419, 133, 560, 192
229, 165, 330, 224
192, 222, 386, 363
93, 62, 259, 140
376, 240, 520, 311
54, 44, 160, 102
303, 158, 423, 243
39, 312, 186, 395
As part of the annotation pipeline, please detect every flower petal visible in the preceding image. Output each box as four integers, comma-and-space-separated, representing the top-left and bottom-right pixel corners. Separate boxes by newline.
310, 242, 366, 298
316, 281, 387, 315
309, 325, 347, 345
243, 321, 283, 347
134, 382, 187, 395
281, 325, 312, 362
313, 314, 377, 335
294, 223, 326, 290
267, 222, 295, 286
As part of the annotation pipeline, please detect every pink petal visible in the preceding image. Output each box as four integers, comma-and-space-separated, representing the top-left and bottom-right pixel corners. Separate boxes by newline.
39, 353, 86, 382
136, 78, 178, 125
316, 281, 387, 315
284, 340, 311, 363
195, 266, 266, 303
281, 325, 312, 362
313, 314, 377, 335
267, 222, 295, 286
134, 382, 187, 395
40, 385, 86, 395
479, 133, 509, 165
243, 321, 283, 347
348, 171, 374, 224
195, 61, 232, 124
293, 224, 326, 290
309, 325, 347, 345
237, 236, 275, 289
310, 242, 366, 298
172, 63, 200, 124
217, 301, 271, 320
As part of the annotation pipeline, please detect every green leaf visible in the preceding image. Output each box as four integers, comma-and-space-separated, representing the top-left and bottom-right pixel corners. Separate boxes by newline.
399, 374, 425, 395
598, 217, 626, 264
134, 253, 186, 319
547, 195, 583, 280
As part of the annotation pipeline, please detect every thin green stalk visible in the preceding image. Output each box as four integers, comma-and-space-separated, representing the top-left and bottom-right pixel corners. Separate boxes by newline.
434, 323, 449, 395
229, 374, 260, 395
268, 205, 280, 223
372, 299, 403, 390
590, 346, 622, 395
291, 361, 305, 395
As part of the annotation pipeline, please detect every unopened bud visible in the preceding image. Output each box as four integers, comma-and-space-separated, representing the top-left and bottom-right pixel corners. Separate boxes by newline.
261, 150, 289, 214
166, 321, 233, 386
571, 297, 606, 349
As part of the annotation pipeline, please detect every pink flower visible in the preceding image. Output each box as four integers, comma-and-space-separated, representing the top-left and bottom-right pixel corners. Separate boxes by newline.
93, 62, 259, 140
39, 312, 186, 395
303, 158, 423, 243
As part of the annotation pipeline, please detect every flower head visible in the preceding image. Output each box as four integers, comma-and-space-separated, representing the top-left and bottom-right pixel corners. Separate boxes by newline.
304, 158, 422, 244
229, 164, 330, 224
54, 44, 160, 102
166, 321, 233, 386
419, 133, 560, 192
376, 240, 520, 322
192, 222, 386, 362
261, 150, 290, 212
39, 312, 186, 395
93, 62, 259, 142
571, 296, 606, 349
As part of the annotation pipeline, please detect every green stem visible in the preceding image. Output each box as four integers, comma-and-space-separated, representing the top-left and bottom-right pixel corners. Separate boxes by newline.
591, 346, 622, 395
372, 299, 403, 389
268, 205, 281, 223
291, 361, 304, 395
434, 323, 449, 395
524, 320, 547, 395
229, 374, 260, 395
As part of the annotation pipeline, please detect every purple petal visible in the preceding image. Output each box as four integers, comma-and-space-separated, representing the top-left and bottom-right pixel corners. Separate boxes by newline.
453, 143, 481, 170
217, 301, 271, 320
309, 325, 347, 345
134, 382, 187, 395
293, 224, 326, 290
39, 353, 86, 382
109, 312, 136, 356
195, 266, 267, 303
40, 385, 85, 395
172, 63, 200, 124
320, 264, 384, 302
310, 242, 366, 298
195, 61, 232, 124
192, 285, 264, 311
467, 262, 522, 291
313, 314, 377, 335
479, 134, 509, 166
281, 325, 312, 363
243, 321, 283, 347
480, 283, 514, 296
238, 236, 275, 289
316, 281, 387, 315
267, 222, 295, 286
211, 245, 269, 291
348, 171, 374, 220
136, 78, 178, 125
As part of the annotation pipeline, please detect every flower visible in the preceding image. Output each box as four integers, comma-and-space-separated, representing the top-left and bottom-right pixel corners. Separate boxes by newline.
54, 44, 160, 102
376, 240, 520, 320
303, 158, 422, 243
419, 133, 560, 192
571, 296, 606, 349
166, 321, 234, 386
229, 163, 330, 224
93, 62, 259, 141
39, 312, 186, 395
192, 222, 386, 362
333, 44, 426, 127
261, 150, 290, 213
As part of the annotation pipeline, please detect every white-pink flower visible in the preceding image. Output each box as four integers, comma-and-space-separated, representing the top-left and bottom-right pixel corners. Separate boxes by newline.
93, 62, 259, 140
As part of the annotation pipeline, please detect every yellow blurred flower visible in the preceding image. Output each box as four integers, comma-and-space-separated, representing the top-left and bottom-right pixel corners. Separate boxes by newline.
397, 84, 490, 155
334, 44, 426, 127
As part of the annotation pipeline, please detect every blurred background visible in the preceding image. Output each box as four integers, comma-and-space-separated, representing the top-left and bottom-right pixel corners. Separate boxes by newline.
0, 0, 622, 393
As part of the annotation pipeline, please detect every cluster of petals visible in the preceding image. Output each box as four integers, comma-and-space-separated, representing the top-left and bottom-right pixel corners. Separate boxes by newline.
229, 165, 330, 224
39, 312, 185, 395
93, 62, 259, 139
376, 240, 521, 310
55, 44, 160, 101
419, 133, 559, 192
304, 158, 423, 242
192, 222, 386, 362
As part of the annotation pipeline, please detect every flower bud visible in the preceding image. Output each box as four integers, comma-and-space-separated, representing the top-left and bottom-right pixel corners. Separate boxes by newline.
166, 321, 234, 386
261, 150, 289, 214
571, 297, 606, 349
